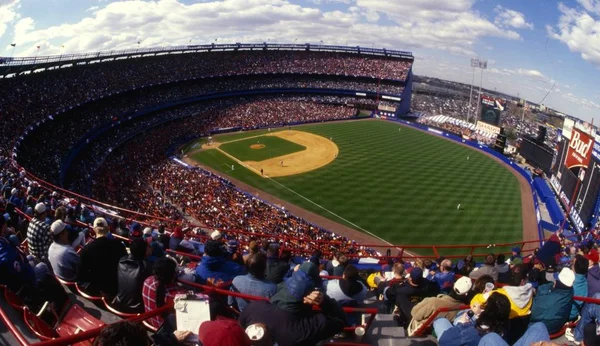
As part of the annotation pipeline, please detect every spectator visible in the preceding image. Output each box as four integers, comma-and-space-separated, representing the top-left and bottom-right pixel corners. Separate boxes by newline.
195, 240, 245, 284
225, 239, 244, 266
433, 292, 511, 346
571, 254, 589, 321
115, 218, 130, 239
210, 230, 222, 241
469, 254, 499, 282
566, 292, 600, 345
495, 254, 510, 283
130, 222, 143, 239
510, 247, 523, 265
142, 257, 190, 329
239, 262, 346, 346
113, 238, 153, 313
77, 217, 127, 297
468, 275, 495, 302
157, 224, 170, 251
47, 220, 80, 281
536, 234, 562, 267
325, 251, 347, 276
586, 249, 600, 297
325, 264, 367, 303
429, 258, 455, 293
198, 319, 251, 346
375, 262, 406, 304
143, 227, 164, 261
408, 276, 472, 335
26, 202, 52, 262
230, 253, 276, 312
454, 254, 475, 276
393, 267, 439, 328
266, 248, 291, 284
478, 322, 553, 346
169, 227, 184, 251
529, 267, 575, 334
243, 241, 260, 263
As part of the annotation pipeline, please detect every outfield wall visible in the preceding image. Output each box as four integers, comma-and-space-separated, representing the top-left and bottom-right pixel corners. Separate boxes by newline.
384, 118, 546, 246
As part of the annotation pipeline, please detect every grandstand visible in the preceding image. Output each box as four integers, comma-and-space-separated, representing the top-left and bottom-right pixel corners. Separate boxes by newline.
0, 44, 598, 346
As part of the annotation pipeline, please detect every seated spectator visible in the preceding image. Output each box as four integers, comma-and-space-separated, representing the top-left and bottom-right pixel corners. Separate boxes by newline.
529, 267, 575, 334
77, 217, 127, 297
157, 225, 170, 251
325, 251, 347, 276
408, 276, 472, 335
243, 241, 260, 263
115, 218, 130, 239
143, 257, 189, 329
433, 292, 511, 345
210, 230, 222, 241
571, 254, 589, 321
230, 253, 276, 312
536, 234, 562, 266
393, 267, 440, 328
195, 240, 245, 284
26, 203, 52, 262
454, 254, 475, 276
375, 262, 405, 304
467, 274, 495, 302
469, 254, 499, 282
48, 220, 80, 281
225, 239, 245, 266
130, 222, 143, 239
143, 227, 164, 261
325, 264, 367, 303
169, 227, 184, 251
266, 248, 291, 284
54, 206, 86, 248
239, 262, 346, 346
510, 246, 523, 265
495, 254, 510, 283
566, 291, 600, 344
428, 258, 455, 292
586, 249, 600, 297
113, 238, 153, 313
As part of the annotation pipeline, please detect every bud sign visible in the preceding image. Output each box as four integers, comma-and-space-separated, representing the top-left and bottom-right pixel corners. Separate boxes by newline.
565, 128, 593, 170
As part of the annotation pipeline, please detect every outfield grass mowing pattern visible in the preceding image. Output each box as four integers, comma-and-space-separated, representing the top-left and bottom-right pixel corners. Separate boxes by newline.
219, 135, 306, 162
192, 120, 522, 255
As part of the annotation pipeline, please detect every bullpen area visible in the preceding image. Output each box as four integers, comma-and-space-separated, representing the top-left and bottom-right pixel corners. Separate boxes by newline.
184, 119, 524, 254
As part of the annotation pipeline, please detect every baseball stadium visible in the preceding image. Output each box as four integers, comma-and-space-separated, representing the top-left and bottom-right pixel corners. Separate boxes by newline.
0, 43, 596, 346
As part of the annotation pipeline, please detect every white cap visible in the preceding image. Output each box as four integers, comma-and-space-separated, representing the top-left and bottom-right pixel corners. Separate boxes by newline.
453, 276, 473, 295
558, 268, 575, 287
211, 230, 222, 240
34, 203, 46, 214
50, 220, 67, 235
10, 188, 17, 195
143, 227, 153, 236
51, 191, 58, 197
93, 217, 108, 228
245, 324, 265, 341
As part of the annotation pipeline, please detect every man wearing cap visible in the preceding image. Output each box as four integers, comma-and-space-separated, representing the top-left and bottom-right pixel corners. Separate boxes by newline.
529, 267, 575, 334
511, 247, 523, 265
195, 240, 245, 284
585, 248, 600, 297
77, 217, 127, 297
26, 202, 52, 262
239, 262, 346, 346
47, 220, 80, 281
407, 276, 472, 336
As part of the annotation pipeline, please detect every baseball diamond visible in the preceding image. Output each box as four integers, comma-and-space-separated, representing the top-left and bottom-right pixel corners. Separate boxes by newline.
184, 119, 527, 255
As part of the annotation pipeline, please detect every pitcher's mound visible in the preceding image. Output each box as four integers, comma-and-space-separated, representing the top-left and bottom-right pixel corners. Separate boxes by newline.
251, 144, 266, 150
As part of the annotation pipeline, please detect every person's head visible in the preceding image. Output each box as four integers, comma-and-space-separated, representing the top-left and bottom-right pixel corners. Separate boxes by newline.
451, 276, 473, 302
93, 217, 109, 236
198, 319, 251, 346
33, 202, 47, 219
392, 262, 405, 278
585, 249, 599, 267
423, 259, 434, 269
280, 250, 292, 263
210, 230, 222, 241
476, 292, 511, 334
248, 241, 259, 254
440, 259, 452, 272
130, 238, 148, 261
337, 255, 348, 267
574, 254, 589, 275
153, 257, 177, 285
204, 240, 223, 257
512, 247, 521, 257
266, 245, 278, 258
50, 220, 69, 243
409, 267, 423, 285
465, 254, 474, 263
247, 253, 267, 278
472, 275, 495, 294
496, 254, 506, 265
109, 218, 119, 231
157, 224, 165, 234
508, 264, 528, 286
92, 321, 150, 346
54, 206, 67, 221
556, 268, 575, 289
261, 240, 270, 252
342, 264, 359, 282
118, 218, 127, 229
485, 254, 496, 266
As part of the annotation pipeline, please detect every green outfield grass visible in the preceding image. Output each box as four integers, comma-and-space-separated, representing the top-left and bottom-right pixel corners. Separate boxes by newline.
190, 120, 523, 255
219, 135, 305, 162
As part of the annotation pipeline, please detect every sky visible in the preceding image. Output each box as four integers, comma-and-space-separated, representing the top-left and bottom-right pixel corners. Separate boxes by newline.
1, 0, 600, 122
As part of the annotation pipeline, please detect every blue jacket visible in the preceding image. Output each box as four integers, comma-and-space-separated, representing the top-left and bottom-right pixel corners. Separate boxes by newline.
530, 282, 573, 334
229, 274, 277, 312
431, 271, 455, 292
570, 273, 587, 320
0, 237, 36, 293
438, 320, 485, 346
195, 255, 246, 284
588, 265, 600, 297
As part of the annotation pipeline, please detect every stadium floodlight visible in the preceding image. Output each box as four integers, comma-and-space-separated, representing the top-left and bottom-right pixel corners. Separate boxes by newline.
468, 58, 487, 124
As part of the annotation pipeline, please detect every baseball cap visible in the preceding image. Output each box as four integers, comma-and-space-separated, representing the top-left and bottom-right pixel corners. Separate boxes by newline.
558, 268, 575, 288
50, 220, 67, 235
143, 227, 153, 236
93, 217, 108, 228
226, 239, 238, 253
585, 249, 599, 264
34, 203, 46, 214
453, 276, 473, 295
198, 319, 250, 346
245, 324, 266, 342
10, 188, 17, 195
211, 230, 222, 240
410, 267, 423, 282
512, 247, 521, 254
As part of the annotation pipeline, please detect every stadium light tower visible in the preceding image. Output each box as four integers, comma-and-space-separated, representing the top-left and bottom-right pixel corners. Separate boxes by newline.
472, 58, 487, 123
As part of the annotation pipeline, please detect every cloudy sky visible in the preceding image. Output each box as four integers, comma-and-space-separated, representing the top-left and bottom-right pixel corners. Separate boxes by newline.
1, 0, 600, 122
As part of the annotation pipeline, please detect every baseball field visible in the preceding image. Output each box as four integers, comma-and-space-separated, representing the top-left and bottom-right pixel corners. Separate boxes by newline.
184, 119, 526, 255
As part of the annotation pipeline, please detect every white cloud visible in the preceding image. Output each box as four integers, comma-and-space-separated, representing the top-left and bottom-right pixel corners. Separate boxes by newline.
494, 5, 534, 30
6, 0, 521, 57
548, 2, 600, 66
0, 0, 19, 39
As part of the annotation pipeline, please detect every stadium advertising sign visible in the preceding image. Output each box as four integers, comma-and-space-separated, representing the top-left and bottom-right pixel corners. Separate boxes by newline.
475, 121, 501, 135
562, 118, 574, 140
565, 128, 593, 170
480, 96, 503, 126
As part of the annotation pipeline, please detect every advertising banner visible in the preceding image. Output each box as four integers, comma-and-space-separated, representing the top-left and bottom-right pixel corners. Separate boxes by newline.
475, 120, 501, 135
565, 128, 593, 170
